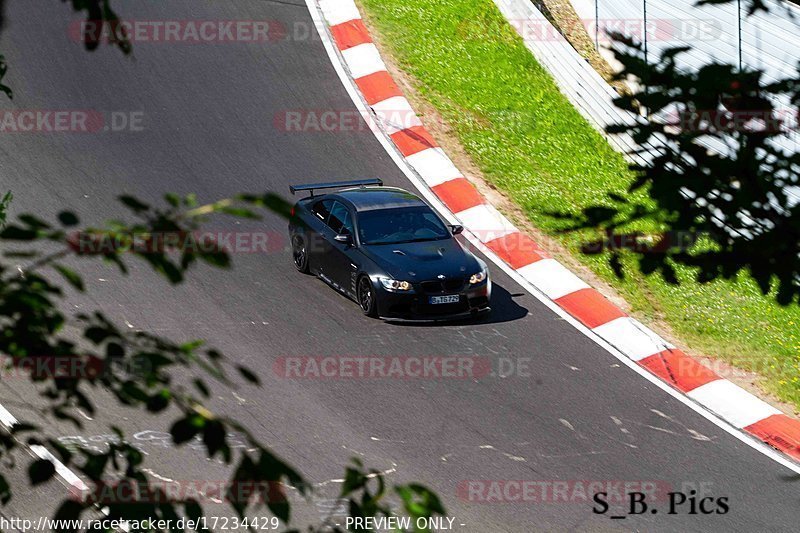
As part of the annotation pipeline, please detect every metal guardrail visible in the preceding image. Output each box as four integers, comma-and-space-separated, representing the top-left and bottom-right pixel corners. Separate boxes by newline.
577, 0, 800, 206
493, 0, 651, 164
494, 0, 799, 241
577, 0, 800, 80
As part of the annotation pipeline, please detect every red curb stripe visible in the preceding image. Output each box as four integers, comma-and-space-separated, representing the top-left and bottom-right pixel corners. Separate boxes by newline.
391, 126, 439, 157
485, 232, 547, 269
355, 71, 403, 105
745, 414, 800, 460
555, 288, 626, 329
638, 349, 721, 393
330, 19, 372, 51
432, 178, 483, 214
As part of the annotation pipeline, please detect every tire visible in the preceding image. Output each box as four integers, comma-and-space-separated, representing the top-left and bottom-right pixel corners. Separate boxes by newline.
292, 234, 310, 274
357, 276, 378, 318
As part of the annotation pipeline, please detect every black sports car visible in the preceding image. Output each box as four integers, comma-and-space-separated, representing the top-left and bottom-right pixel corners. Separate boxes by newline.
287, 179, 491, 321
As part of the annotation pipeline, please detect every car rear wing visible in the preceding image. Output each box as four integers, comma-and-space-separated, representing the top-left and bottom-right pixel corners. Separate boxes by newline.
289, 178, 383, 197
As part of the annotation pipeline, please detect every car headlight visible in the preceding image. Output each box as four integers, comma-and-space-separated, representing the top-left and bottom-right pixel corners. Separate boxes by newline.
379, 277, 413, 292
469, 268, 488, 285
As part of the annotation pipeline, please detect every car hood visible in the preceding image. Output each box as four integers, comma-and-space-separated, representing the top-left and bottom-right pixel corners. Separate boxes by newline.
361, 238, 482, 281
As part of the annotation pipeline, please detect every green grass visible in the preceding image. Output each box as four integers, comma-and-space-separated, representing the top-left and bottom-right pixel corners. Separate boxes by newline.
358, 0, 800, 408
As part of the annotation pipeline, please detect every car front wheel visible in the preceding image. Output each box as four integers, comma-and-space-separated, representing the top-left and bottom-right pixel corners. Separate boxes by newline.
358, 276, 378, 318
292, 235, 309, 274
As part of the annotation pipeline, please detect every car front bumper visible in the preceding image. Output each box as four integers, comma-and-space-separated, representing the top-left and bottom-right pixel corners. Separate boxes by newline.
375, 280, 492, 322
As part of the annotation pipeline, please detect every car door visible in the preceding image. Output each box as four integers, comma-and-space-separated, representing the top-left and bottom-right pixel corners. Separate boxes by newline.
307, 199, 334, 275
324, 201, 358, 296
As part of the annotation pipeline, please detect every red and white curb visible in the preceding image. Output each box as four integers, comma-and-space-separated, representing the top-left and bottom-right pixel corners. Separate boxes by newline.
310, 0, 800, 464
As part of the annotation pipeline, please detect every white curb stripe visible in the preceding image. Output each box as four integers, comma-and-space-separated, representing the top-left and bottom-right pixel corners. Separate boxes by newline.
405, 148, 463, 186
372, 96, 423, 134
516, 258, 589, 300
593, 317, 674, 362
318, 0, 361, 26
0, 404, 16, 427
688, 380, 781, 428
456, 204, 518, 241
342, 43, 388, 79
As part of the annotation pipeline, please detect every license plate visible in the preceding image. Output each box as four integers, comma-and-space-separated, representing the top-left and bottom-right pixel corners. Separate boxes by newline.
429, 295, 460, 305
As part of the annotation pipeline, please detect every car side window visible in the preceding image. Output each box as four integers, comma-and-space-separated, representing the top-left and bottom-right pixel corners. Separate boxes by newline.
328, 201, 354, 235
311, 200, 334, 224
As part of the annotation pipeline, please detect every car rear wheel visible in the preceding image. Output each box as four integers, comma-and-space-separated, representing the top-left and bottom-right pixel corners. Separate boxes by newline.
358, 276, 377, 318
292, 235, 309, 273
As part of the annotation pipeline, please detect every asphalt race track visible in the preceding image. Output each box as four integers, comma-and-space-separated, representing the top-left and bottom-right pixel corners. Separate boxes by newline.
0, 1, 798, 531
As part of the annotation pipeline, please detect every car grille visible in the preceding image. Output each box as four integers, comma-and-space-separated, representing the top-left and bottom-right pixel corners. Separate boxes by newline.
420, 278, 465, 294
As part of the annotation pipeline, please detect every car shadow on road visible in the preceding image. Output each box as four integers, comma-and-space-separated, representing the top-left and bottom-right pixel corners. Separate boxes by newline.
386, 283, 528, 327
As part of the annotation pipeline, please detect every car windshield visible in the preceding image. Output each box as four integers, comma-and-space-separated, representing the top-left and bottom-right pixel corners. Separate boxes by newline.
358, 206, 451, 245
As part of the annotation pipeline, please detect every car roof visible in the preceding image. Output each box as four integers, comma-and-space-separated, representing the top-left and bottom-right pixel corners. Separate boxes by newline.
332, 186, 428, 212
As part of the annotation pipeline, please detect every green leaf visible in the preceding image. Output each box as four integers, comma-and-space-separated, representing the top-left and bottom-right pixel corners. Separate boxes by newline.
202, 419, 226, 457
3, 250, 38, 258
84, 326, 113, 344
193, 378, 210, 398
171, 417, 201, 445
0, 62, 12, 99
53, 407, 83, 428
146, 390, 170, 412
28, 459, 56, 485
342, 466, 366, 495
53, 499, 85, 533
10, 422, 37, 434
58, 211, 80, 226
106, 342, 124, 358
0, 474, 10, 504
184, 499, 204, 525
47, 439, 74, 465
164, 193, 181, 207
236, 365, 260, 385
238, 193, 293, 219
218, 206, 261, 220
53, 264, 85, 292
268, 499, 290, 523
0, 225, 39, 240
118, 195, 150, 213
19, 214, 51, 229
81, 453, 109, 480
198, 250, 231, 268
396, 483, 446, 518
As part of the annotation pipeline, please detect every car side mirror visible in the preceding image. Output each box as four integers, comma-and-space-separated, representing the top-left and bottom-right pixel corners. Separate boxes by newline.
335, 233, 353, 244
450, 224, 464, 235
